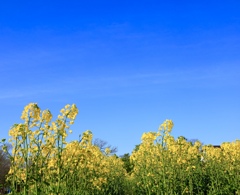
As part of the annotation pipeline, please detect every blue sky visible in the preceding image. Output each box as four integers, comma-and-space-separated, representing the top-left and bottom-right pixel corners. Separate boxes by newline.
0, 1, 240, 155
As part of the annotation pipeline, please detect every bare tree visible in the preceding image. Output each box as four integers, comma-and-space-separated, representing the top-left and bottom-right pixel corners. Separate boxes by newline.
93, 138, 118, 154
0, 144, 11, 193
187, 138, 203, 146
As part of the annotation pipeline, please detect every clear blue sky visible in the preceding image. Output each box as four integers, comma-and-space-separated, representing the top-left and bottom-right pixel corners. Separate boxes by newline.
0, 1, 240, 155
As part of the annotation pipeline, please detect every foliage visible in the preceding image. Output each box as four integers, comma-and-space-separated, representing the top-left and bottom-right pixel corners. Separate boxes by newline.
1, 103, 126, 194
1, 103, 240, 195
120, 153, 133, 173
130, 120, 240, 194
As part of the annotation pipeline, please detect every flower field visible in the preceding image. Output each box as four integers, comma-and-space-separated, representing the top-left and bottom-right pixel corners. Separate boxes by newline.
1, 103, 240, 194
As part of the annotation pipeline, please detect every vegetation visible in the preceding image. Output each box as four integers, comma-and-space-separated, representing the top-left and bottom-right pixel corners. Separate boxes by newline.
0, 143, 11, 194
0, 103, 239, 194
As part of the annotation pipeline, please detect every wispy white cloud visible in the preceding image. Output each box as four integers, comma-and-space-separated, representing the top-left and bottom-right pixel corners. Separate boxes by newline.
0, 88, 55, 100
1, 63, 239, 101
64, 64, 240, 88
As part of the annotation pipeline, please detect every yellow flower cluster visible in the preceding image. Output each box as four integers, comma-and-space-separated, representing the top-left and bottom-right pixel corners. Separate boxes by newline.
3, 104, 240, 194
130, 120, 240, 194
5, 103, 126, 195
60, 131, 126, 193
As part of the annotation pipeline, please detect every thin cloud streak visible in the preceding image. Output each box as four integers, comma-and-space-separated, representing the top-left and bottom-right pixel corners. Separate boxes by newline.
65, 65, 240, 88
1, 64, 239, 101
